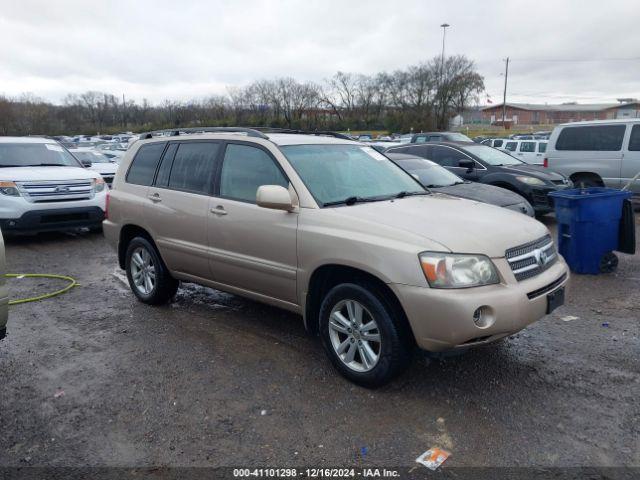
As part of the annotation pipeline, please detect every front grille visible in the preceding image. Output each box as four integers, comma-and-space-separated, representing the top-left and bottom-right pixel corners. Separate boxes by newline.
17, 180, 94, 203
531, 189, 551, 206
506, 234, 558, 281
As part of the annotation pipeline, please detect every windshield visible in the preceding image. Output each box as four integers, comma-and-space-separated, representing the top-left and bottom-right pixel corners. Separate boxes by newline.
447, 133, 473, 142
72, 151, 112, 163
463, 144, 524, 166
395, 158, 463, 187
0, 143, 82, 167
281, 144, 425, 206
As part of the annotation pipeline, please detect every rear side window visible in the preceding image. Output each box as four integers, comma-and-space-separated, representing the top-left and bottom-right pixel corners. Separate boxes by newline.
154, 143, 178, 187
168, 142, 219, 194
538, 142, 547, 153
220, 144, 288, 203
556, 125, 626, 151
126, 143, 166, 186
520, 142, 536, 152
402, 145, 430, 159
628, 125, 640, 151
505, 142, 517, 151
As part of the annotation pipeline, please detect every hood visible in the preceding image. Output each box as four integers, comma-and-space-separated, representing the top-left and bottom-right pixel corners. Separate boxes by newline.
0, 166, 100, 182
435, 182, 527, 207
88, 163, 118, 175
501, 163, 565, 181
330, 194, 548, 258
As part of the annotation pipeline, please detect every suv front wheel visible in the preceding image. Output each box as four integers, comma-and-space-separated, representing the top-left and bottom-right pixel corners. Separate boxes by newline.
125, 237, 178, 304
319, 283, 412, 388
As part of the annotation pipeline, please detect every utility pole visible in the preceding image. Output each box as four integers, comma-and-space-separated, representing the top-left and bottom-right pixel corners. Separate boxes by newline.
439, 23, 450, 129
502, 57, 509, 127
122, 93, 126, 128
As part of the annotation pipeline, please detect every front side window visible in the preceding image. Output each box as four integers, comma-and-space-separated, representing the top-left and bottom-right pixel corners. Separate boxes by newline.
0, 143, 81, 168
281, 144, 424, 206
519, 142, 536, 153
430, 146, 469, 167
462, 144, 524, 166
628, 125, 640, 151
556, 125, 626, 151
494, 139, 503, 147
220, 144, 288, 203
168, 142, 219, 194
72, 151, 112, 163
505, 142, 518, 151
414, 135, 427, 143
127, 142, 166, 186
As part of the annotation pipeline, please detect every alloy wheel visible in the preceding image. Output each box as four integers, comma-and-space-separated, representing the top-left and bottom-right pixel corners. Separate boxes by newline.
130, 246, 156, 295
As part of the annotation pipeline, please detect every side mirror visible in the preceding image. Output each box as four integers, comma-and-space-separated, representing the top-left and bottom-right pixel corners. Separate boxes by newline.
256, 185, 294, 211
80, 159, 92, 167
459, 159, 474, 172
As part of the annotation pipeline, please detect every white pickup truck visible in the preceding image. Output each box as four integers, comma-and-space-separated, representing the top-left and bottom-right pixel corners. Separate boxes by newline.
0, 137, 107, 234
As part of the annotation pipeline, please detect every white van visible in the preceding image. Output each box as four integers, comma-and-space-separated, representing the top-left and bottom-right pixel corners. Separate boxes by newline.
0, 137, 107, 234
501, 139, 548, 165
545, 119, 640, 194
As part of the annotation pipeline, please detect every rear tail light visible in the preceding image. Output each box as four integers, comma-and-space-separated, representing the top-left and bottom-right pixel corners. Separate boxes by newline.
105, 190, 110, 219
543, 158, 548, 168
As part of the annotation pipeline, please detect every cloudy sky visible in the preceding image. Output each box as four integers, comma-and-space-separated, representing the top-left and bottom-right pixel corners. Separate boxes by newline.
1, 0, 638, 106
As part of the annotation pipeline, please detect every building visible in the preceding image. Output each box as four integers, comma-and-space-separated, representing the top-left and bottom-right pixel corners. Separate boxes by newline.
479, 101, 640, 126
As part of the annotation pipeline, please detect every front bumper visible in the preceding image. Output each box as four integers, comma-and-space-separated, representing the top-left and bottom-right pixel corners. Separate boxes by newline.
0, 206, 105, 234
528, 184, 571, 213
390, 257, 569, 352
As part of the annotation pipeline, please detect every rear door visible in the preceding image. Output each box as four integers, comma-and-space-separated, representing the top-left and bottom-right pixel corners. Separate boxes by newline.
622, 124, 640, 193
207, 142, 298, 304
516, 141, 537, 163
145, 141, 220, 279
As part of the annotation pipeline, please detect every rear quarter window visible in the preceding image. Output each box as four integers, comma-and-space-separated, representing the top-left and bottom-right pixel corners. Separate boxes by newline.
126, 142, 166, 186
556, 125, 626, 151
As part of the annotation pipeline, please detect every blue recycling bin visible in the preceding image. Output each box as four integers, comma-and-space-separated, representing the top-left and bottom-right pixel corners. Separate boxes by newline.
548, 188, 632, 274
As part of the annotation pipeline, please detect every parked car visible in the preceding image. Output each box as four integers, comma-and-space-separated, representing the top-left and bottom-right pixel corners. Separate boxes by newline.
545, 119, 640, 194
71, 148, 119, 186
0, 230, 7, 340
500, 139, 548, 164
386, 153, 534, 216
481, 138, 508, 148
104, 128, 569, 387
410, 132, 473, 143
385, 141, 571, 215
0, 137, 107, 234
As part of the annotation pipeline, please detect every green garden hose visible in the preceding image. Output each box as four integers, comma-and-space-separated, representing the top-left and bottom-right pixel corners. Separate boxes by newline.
2, 274, 80, 305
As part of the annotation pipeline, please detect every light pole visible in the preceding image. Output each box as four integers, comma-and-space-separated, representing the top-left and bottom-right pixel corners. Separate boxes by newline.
440, 23, 450, 76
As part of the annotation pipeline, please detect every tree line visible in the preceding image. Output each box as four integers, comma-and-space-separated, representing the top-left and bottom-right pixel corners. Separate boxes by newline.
0, 55, 484, 136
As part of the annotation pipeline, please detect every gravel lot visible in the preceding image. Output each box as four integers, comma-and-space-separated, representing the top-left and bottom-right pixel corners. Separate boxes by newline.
0, 217, 638, 471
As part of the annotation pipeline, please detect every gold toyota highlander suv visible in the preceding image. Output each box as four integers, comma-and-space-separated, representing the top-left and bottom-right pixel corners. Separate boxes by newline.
104, 128, 569, 387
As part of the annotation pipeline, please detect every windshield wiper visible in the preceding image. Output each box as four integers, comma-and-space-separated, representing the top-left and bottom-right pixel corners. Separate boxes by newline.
26, 163, 69, 167
0, 164, 25, 168
394, 190, 430, 198
323, 196, 384, 207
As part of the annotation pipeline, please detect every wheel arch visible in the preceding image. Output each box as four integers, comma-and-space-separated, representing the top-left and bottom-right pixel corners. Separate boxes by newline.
118, 224, 159, 269
569, 171, 604, 186
304, 264, 415, 345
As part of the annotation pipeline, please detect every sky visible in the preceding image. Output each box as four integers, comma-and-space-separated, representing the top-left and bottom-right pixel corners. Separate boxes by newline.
0, 0, 639, 106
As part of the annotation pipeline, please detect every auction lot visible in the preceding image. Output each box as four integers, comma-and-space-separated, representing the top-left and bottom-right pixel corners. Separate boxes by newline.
0, 216, 638, 469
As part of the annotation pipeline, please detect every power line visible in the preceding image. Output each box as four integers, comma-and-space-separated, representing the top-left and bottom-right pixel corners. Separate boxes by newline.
510, 57, 640, 63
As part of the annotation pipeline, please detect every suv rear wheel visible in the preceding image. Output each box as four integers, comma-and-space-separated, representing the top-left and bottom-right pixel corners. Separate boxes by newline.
319, 282, 412, 388
125, 237, 178, 304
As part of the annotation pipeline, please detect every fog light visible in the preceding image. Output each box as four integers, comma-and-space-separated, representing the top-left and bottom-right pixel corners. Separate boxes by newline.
473, 306, 494, 329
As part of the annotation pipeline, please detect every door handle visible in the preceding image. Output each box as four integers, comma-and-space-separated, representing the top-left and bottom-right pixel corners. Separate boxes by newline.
210, 206, 227, 216
148, 192, 162, 202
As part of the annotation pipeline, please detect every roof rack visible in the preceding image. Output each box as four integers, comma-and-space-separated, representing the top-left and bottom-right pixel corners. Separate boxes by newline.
254, 128, 354, 141
138, 127, 269, 140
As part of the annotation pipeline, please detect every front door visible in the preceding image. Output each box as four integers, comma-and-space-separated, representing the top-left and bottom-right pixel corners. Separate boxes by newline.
430, 145, 480, 180
145, 141, 220, 280
622, 124, 640, 194
208, 142, 298, 304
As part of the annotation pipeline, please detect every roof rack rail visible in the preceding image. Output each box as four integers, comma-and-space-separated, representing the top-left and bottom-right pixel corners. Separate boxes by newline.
138, 127, 269, 140
254, 128, 353, 141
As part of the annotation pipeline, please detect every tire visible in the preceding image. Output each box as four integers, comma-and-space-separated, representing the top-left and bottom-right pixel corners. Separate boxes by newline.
599, 252, 618, 273
125, 236, 178, 304
318, 282, 412, 388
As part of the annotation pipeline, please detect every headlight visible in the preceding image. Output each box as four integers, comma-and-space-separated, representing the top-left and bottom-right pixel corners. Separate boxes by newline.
93, 177, 106, 192
419, 252, 500, 288
0, 181, 20, 196
516, 176, 546, 186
